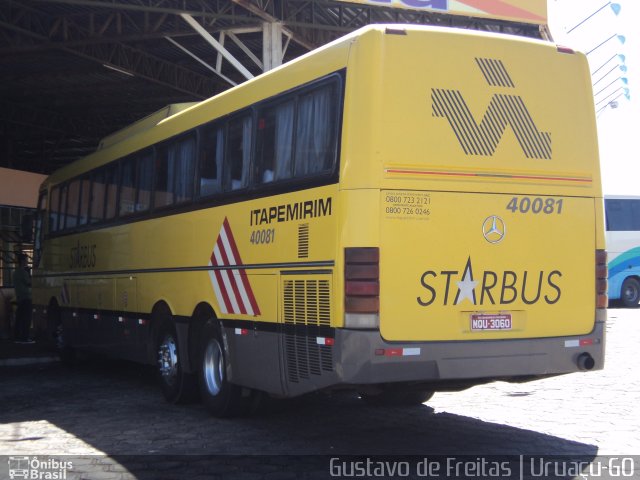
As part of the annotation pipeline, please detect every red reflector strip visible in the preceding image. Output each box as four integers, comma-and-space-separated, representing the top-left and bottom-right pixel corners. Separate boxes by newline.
376, 348, 421, 357
316, 337, 335, 346
565, 338, 596, 348
235, 328, 249, 336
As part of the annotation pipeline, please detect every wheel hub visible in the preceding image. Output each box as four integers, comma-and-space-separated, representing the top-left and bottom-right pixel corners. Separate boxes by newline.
158, 335, 178, 384
203, 339, 224, 396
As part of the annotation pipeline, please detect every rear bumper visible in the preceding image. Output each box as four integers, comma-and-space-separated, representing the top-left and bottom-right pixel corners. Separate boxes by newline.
225, 314, 605, 397
336, 319, 605, 387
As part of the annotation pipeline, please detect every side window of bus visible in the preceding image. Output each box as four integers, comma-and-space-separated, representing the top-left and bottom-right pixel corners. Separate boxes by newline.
137, 151, 154, 212
104, 164, 119, 220
34, 191, 46, 266
225, 114, 252, 191
59, 183, 69, 231
66, 179, 81, 229
155, 146, 173, 208
90, 169, 106, 223
156, 136, 196, 207
257, 100, 294, 184
294, 83, 338, 177
49, 186, 60, 233
119, 157, 136, 216
78, 175, 91, 226
606, 199, 640, 231
172, 136, 196, 203
198, 124, 223, 197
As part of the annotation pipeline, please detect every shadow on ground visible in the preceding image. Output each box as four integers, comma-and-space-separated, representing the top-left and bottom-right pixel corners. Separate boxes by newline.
0, 358, 598, 479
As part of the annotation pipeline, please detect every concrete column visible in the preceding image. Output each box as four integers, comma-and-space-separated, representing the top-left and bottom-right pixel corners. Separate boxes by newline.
263, 22, 283, 71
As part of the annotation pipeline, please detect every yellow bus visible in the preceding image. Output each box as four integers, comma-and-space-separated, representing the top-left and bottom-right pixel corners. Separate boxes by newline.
32, 24, 606, 416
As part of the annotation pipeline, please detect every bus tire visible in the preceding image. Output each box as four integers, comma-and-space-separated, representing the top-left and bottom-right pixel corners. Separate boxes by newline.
360, 386, 434, 407
621, 277, 640, 308
198, 321, 246, 417
156, 318, 197, 404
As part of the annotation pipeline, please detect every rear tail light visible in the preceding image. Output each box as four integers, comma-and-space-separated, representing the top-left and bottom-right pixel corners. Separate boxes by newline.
596, 249, 608, 309
345, 247, 379, 329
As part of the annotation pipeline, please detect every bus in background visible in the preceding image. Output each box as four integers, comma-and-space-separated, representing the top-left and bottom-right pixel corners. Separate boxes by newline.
32, 25, 605, 417
0, 167, 47, 339
605, 196, 640, 307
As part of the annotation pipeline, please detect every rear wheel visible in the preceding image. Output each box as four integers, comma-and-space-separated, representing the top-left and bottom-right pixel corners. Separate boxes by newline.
621, 277, 640, 308
198, 321, 254, 417
156, 318, 196, 403
360, 386, 434, 407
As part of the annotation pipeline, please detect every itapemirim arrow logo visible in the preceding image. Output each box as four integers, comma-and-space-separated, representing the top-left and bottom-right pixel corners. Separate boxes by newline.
432, 57, 552, 160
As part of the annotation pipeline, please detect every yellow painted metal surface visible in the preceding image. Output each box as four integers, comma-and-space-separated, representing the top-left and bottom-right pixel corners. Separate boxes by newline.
380, 191, 596, 341
34, 26, 603, 344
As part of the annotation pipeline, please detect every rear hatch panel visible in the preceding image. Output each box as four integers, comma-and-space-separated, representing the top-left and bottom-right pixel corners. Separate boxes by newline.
380, 190, 595, 342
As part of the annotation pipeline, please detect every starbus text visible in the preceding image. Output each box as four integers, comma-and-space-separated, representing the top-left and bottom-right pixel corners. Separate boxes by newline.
417, 257, 562, 307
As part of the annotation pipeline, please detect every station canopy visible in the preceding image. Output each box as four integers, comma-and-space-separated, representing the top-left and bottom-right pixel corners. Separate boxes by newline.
0, 0, 548, 174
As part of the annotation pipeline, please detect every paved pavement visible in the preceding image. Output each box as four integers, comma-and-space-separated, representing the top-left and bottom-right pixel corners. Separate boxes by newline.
0, 338, 58, 367
0, 309, 638, 479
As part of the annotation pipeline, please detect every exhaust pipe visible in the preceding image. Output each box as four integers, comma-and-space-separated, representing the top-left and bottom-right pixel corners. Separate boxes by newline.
577, 352, 595, 371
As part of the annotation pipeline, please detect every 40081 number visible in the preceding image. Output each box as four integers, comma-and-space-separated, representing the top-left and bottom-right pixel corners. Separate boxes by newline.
250, 228, 275, 244
506, 197, 563, 215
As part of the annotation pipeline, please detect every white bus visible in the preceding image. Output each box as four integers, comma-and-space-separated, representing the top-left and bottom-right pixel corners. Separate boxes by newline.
605, 196, 640, 307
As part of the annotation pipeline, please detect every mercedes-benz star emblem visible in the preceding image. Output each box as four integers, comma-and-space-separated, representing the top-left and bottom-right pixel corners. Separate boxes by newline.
482, 216, 506, 244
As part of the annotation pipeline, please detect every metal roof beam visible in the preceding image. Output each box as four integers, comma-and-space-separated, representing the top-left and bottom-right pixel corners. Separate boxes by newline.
231, 0, 315, 50
0, 2, 261, 52
68, 40, 219, 97
0, 8, 221, 98
26, 0, 259, 23
165, 36, 238, 86
227, 31, 263, 71
181, 13, 254, 80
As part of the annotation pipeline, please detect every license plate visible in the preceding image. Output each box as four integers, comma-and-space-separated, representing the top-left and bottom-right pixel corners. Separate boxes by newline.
470, 313, 512, 331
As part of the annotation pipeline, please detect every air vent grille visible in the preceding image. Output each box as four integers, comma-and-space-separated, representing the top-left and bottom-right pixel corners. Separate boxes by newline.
282, 276, 333, 383
283, 279, 330, 327
298, 223, 309, 258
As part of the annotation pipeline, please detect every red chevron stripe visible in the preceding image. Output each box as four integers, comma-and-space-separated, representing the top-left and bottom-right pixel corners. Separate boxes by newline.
222, 218, 261, 316
216, 235, 247, 315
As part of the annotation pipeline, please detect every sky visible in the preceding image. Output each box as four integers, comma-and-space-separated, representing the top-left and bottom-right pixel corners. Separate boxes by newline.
547, 0, 639, 195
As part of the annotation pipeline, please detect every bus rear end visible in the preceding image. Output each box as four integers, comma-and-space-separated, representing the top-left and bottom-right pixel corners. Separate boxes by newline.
336, 26, 605, 396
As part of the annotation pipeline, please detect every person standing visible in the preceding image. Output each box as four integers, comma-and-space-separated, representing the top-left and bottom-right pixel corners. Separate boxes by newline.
13, 253, 33, 343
